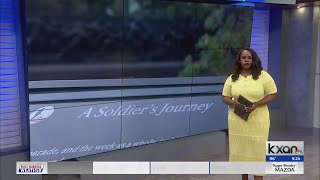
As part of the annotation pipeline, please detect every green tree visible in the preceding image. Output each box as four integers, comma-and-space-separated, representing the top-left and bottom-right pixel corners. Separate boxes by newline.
179, 4, 253, 77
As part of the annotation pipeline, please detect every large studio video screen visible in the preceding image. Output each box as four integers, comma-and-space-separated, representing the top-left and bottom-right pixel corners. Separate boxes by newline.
26, 0, 253, 80
26, 0, 254, 161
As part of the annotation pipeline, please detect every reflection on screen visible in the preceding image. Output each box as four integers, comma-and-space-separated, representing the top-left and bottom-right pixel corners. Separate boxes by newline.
26, 0, 253, 80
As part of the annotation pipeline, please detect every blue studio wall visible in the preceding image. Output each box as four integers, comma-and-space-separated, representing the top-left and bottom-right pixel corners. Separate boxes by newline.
0, 0, 29, 155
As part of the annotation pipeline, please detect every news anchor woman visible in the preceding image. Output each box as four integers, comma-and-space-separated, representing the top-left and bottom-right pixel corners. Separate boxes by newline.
222, 47, 277, 180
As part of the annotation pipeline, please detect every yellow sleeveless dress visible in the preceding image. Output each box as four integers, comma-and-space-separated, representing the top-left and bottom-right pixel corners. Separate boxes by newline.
222, 70, 277, 175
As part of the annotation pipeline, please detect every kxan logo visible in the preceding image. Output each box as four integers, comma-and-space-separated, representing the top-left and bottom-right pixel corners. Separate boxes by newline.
266, 141, 304, 155
29, 106, 55, 125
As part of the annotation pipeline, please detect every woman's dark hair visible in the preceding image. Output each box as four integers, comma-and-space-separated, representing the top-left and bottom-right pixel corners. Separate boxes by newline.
231, 47, 263, 82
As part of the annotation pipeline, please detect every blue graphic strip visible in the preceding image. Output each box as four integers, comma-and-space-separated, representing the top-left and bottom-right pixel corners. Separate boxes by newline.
266, 155, 304, 162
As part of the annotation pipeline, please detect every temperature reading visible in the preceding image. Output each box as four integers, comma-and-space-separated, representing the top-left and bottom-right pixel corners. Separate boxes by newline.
292, 157, 301, 161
